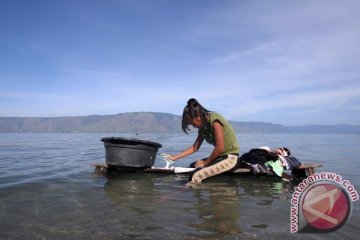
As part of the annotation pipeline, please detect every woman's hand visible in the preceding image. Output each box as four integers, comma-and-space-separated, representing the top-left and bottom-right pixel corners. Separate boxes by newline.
195, 159, 207, 168
160, 153, 176, 161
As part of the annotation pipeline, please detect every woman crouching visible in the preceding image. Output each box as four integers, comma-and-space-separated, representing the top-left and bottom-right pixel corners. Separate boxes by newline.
164, 98, 240, 186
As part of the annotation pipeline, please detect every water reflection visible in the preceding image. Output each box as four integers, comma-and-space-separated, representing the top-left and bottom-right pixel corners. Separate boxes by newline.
187, 176, 298, 239
103, 173, 163, 237
101, 171, 298, 239
189, 181, 243, 239
235, 176, 298, 200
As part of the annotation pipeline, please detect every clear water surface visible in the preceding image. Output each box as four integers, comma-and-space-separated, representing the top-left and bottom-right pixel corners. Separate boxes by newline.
0, 133, 359, 239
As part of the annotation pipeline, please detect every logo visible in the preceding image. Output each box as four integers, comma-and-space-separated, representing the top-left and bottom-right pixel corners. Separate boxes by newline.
290, 172, 358, 233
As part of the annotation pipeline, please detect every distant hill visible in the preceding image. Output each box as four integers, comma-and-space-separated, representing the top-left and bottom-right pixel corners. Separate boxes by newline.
286, 124, 360, 134
0, 112, 359, 134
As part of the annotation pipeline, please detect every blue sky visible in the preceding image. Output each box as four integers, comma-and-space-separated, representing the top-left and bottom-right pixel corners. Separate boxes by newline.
0, 0, 359, 125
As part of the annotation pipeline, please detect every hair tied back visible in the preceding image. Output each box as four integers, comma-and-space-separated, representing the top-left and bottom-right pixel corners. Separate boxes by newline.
187, 98, 197, 107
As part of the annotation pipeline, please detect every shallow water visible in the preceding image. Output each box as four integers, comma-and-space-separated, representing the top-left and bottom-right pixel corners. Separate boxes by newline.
0, 133, 359, 239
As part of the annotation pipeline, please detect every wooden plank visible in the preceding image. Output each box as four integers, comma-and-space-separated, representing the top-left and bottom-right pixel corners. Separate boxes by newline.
232, 163, 323, 177
92, 163, 108, 173
92, 162, 322, 178
145, 167, 254, 174
91, 163, 108, 168
144, 168, 174, 173
298, 163, 322, 169
292, 163, 322, 177
232, 168, 252, 173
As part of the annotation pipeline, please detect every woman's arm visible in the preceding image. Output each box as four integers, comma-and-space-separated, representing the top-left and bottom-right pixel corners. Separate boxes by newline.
195, 121, 224, 167
167, 134, 204, 161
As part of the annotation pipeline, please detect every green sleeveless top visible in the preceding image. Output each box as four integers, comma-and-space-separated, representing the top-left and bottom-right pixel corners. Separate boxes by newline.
198, 112, 240, 157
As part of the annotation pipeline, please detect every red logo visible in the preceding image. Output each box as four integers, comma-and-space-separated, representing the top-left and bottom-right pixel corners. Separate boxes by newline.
301, 183, 351, 231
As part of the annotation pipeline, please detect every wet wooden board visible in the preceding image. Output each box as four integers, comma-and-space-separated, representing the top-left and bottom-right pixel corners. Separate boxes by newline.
93, 162, 322, 177
232, 163, 323, 177
144, 168, 174, 173
292, 163, 323, 177
92, 163, 109, 173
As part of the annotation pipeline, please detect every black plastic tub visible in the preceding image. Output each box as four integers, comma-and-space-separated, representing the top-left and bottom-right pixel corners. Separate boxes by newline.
101, 137, 162, 169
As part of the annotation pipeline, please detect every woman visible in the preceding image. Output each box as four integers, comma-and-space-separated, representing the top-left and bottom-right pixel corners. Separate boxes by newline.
164, 98, 240, 186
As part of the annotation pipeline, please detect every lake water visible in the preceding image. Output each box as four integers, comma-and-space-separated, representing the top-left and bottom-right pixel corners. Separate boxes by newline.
0, 133, 359, 239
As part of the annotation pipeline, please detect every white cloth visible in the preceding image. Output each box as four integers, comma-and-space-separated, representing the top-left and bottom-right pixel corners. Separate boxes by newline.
174, 167, 196, 173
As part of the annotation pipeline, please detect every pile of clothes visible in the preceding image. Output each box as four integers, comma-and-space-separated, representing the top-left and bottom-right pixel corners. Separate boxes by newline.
238, 146, 302, 179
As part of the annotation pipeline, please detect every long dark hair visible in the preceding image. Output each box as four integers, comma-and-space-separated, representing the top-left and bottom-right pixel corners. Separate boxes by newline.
182, 98, 210, 134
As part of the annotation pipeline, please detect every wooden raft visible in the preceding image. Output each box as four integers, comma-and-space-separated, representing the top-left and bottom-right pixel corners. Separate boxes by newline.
232, 163, 323, 177
291, 163, 323, 177
92, 163, 109, 173
92, 162, 322, 178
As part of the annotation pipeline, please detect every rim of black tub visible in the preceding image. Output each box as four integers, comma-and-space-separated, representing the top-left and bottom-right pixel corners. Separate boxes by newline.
101, 137, 162, 148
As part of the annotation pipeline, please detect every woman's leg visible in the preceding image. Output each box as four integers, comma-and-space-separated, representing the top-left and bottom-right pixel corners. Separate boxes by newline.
187, 155, 239, 185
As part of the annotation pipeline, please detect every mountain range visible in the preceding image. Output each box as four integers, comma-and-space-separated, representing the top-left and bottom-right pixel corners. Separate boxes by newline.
0, 112, 359, 134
